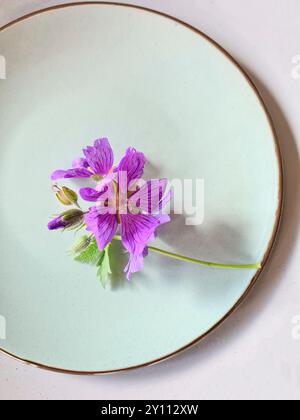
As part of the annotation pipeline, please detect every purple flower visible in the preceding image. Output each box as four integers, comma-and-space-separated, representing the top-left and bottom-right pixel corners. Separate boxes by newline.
51, 138, 114, 181
85, 177, 171, 280
50, 138, 172, 280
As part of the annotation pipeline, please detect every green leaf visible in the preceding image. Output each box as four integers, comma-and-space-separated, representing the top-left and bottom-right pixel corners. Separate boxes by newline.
74, 238, 102, 265
96, 246, 112, 288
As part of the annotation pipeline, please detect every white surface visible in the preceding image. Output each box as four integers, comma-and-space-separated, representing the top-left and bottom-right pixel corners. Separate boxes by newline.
0, 0, 299, 401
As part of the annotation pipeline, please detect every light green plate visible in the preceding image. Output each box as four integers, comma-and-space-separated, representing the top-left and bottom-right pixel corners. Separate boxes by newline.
0, 3, 282, 374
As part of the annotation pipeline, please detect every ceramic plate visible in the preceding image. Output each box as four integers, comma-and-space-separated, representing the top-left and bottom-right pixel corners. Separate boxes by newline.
0, 3, 282, 373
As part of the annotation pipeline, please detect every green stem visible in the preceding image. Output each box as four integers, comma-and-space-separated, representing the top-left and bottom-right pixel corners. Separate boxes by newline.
113, 235, 261, 270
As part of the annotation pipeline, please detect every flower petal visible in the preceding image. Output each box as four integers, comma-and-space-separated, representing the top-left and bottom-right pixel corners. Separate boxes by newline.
79, 187, 106, 202
117, 148, 146, 184
121, 211, 171, 279
72, 158, 89, 169
51, 168, 91, 180
120, 213, 159, 256
85, 206, 118, 251
156, 214, 171, 225
124, 253, 145, 281
124, 245, 150, 280
146, 214, 171, 243
83, 138, 114, 176
128, 178, 170, 214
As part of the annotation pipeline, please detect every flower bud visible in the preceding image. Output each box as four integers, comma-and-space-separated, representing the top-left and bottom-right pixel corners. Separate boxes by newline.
48, 209, 84, 231
71, 235, 92, 254
52, 185, 78, 206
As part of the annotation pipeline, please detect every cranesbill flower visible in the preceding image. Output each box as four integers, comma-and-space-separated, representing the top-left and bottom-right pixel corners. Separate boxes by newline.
49, 138, 172, 281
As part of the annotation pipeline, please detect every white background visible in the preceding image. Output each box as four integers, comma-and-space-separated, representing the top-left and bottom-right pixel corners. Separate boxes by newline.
0, 0, 299, 401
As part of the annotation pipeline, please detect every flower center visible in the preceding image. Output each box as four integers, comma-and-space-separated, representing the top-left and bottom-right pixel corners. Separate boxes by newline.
98, 181, 140, 223
91, 174, 103, 182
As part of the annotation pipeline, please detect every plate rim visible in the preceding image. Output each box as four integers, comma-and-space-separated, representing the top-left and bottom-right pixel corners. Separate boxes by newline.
0, 1, 284, 375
